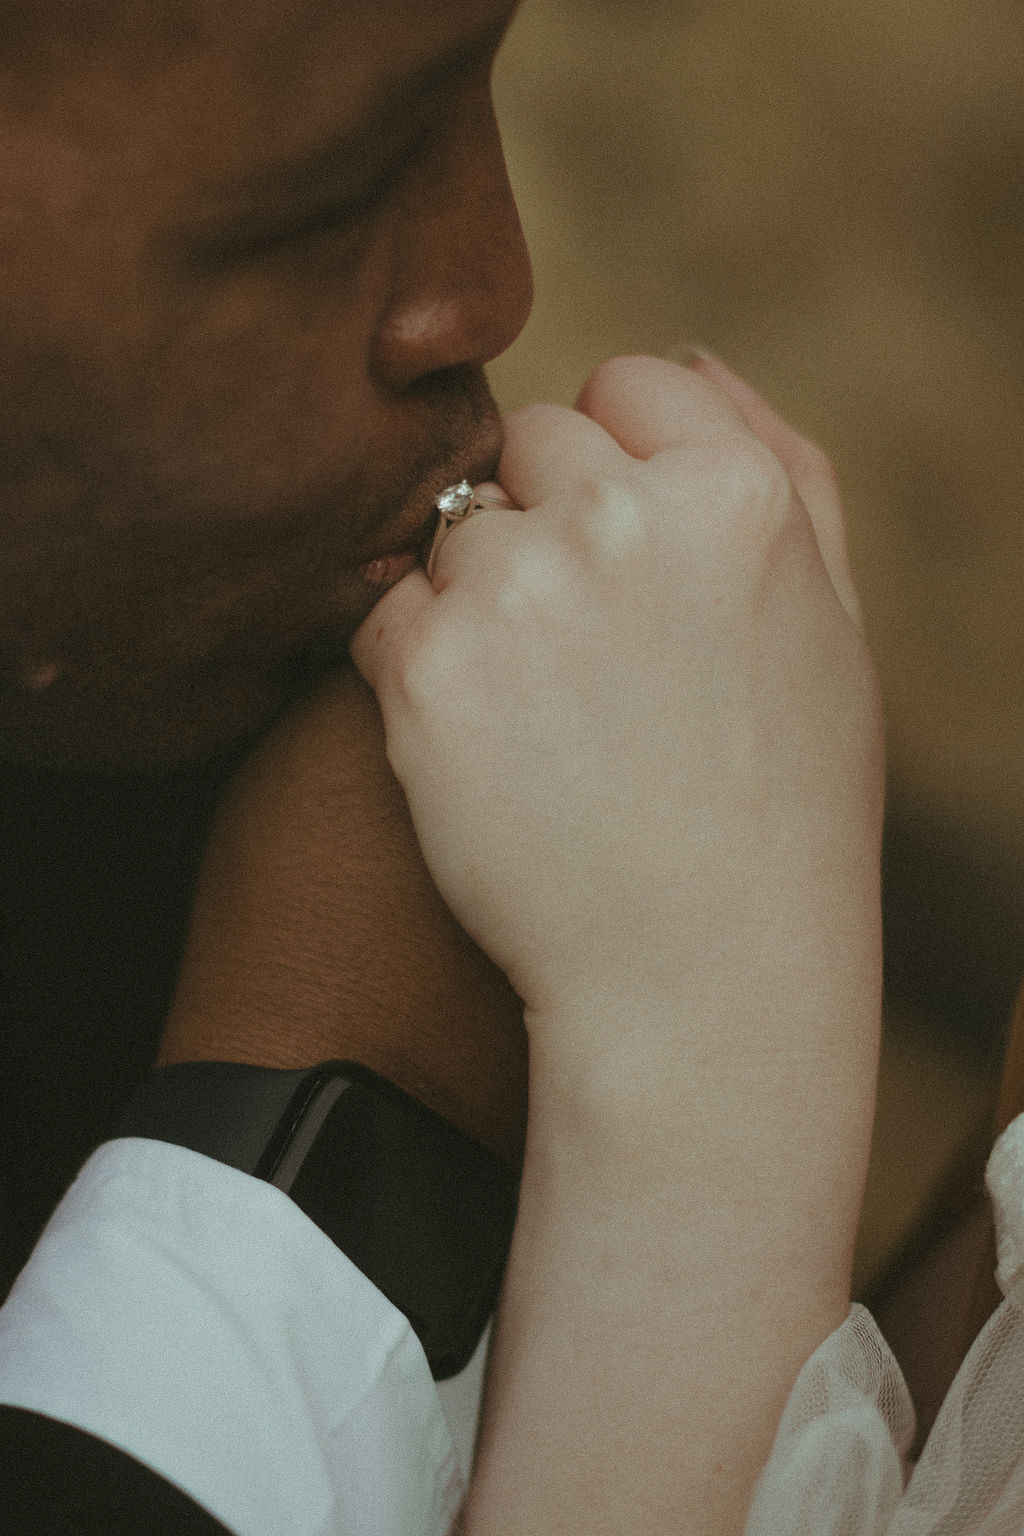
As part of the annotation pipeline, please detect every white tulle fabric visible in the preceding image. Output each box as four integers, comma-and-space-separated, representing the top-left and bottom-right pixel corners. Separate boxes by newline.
744, 1110, 1024, 1536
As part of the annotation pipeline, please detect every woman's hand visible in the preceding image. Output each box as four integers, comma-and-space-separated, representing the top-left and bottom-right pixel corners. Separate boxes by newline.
352, 353, 884, 1076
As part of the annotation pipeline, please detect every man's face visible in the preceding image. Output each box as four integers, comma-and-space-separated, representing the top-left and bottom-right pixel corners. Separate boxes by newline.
0, 0, 531, 767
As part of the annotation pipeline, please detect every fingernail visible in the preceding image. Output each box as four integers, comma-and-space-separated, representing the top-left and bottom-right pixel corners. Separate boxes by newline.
676, 343, 717, 368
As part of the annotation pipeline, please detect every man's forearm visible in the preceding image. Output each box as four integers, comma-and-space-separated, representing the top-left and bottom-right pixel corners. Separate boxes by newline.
156, 667, 529, 1167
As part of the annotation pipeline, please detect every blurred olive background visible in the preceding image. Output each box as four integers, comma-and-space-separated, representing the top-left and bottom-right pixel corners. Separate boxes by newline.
489, 0, 1024, 1289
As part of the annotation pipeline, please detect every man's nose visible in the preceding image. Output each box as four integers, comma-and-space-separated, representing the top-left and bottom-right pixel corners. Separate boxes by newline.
370, 95, 533, 391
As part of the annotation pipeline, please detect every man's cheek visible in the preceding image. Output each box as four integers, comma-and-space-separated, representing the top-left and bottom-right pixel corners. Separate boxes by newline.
112, 322, 365, 518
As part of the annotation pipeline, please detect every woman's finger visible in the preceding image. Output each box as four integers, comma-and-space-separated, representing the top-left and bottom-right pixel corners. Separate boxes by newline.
497, 401, 633, 512
686, 349, 865, 628
349, 564, 434, 704
574, 353, 752, 460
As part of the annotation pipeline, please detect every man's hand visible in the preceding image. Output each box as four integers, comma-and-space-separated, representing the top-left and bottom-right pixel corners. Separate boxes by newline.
159, 664, 527, 1166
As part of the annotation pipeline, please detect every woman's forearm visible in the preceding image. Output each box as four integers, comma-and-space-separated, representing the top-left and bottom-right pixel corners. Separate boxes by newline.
463, 1009, 877, 1536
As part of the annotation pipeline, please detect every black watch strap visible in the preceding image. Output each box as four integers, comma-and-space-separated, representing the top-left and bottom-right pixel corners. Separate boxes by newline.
118, 1060, 520, 1380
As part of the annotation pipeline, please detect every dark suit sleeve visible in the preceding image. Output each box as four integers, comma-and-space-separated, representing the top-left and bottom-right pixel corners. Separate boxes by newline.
0, 1405, 236, 1535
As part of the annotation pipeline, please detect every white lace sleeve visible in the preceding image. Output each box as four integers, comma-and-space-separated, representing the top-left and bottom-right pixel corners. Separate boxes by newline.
744, 1111, 1024, 1536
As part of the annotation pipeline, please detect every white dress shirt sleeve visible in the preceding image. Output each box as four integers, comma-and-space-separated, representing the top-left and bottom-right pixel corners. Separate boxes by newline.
0, 1137, 475, 1536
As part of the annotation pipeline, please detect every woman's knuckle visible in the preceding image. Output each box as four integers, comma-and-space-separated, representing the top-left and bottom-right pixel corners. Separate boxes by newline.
505, 400, 575, 439
741, 440, 793, 509
705, 441, 795, 558
496, 542, 567, 616
576, 475, 647, 561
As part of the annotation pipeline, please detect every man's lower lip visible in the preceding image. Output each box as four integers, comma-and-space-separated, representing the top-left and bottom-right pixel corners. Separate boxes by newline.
359, 550, 420, 588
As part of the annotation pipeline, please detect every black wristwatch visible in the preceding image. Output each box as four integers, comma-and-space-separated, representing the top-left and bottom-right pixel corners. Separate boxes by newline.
117, 1060, 520, 1380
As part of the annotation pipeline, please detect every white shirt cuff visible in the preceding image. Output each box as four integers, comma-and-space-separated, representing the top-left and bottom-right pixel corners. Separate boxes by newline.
0, 1138, 467, 1536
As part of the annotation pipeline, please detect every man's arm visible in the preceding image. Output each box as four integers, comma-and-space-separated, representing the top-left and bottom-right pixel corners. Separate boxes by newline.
158, 662, 528, 1168
0, 660, 527, 1532
0, 1136, 463, 1536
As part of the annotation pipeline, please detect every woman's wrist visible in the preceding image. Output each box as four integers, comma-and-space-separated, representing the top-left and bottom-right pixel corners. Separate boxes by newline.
523, 987, 877, 1292
467, 1028, 855, 1536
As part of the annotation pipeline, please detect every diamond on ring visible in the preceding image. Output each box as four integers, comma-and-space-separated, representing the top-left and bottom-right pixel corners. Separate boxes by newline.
434, 480, 475, 518
427, 480, 493, 581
